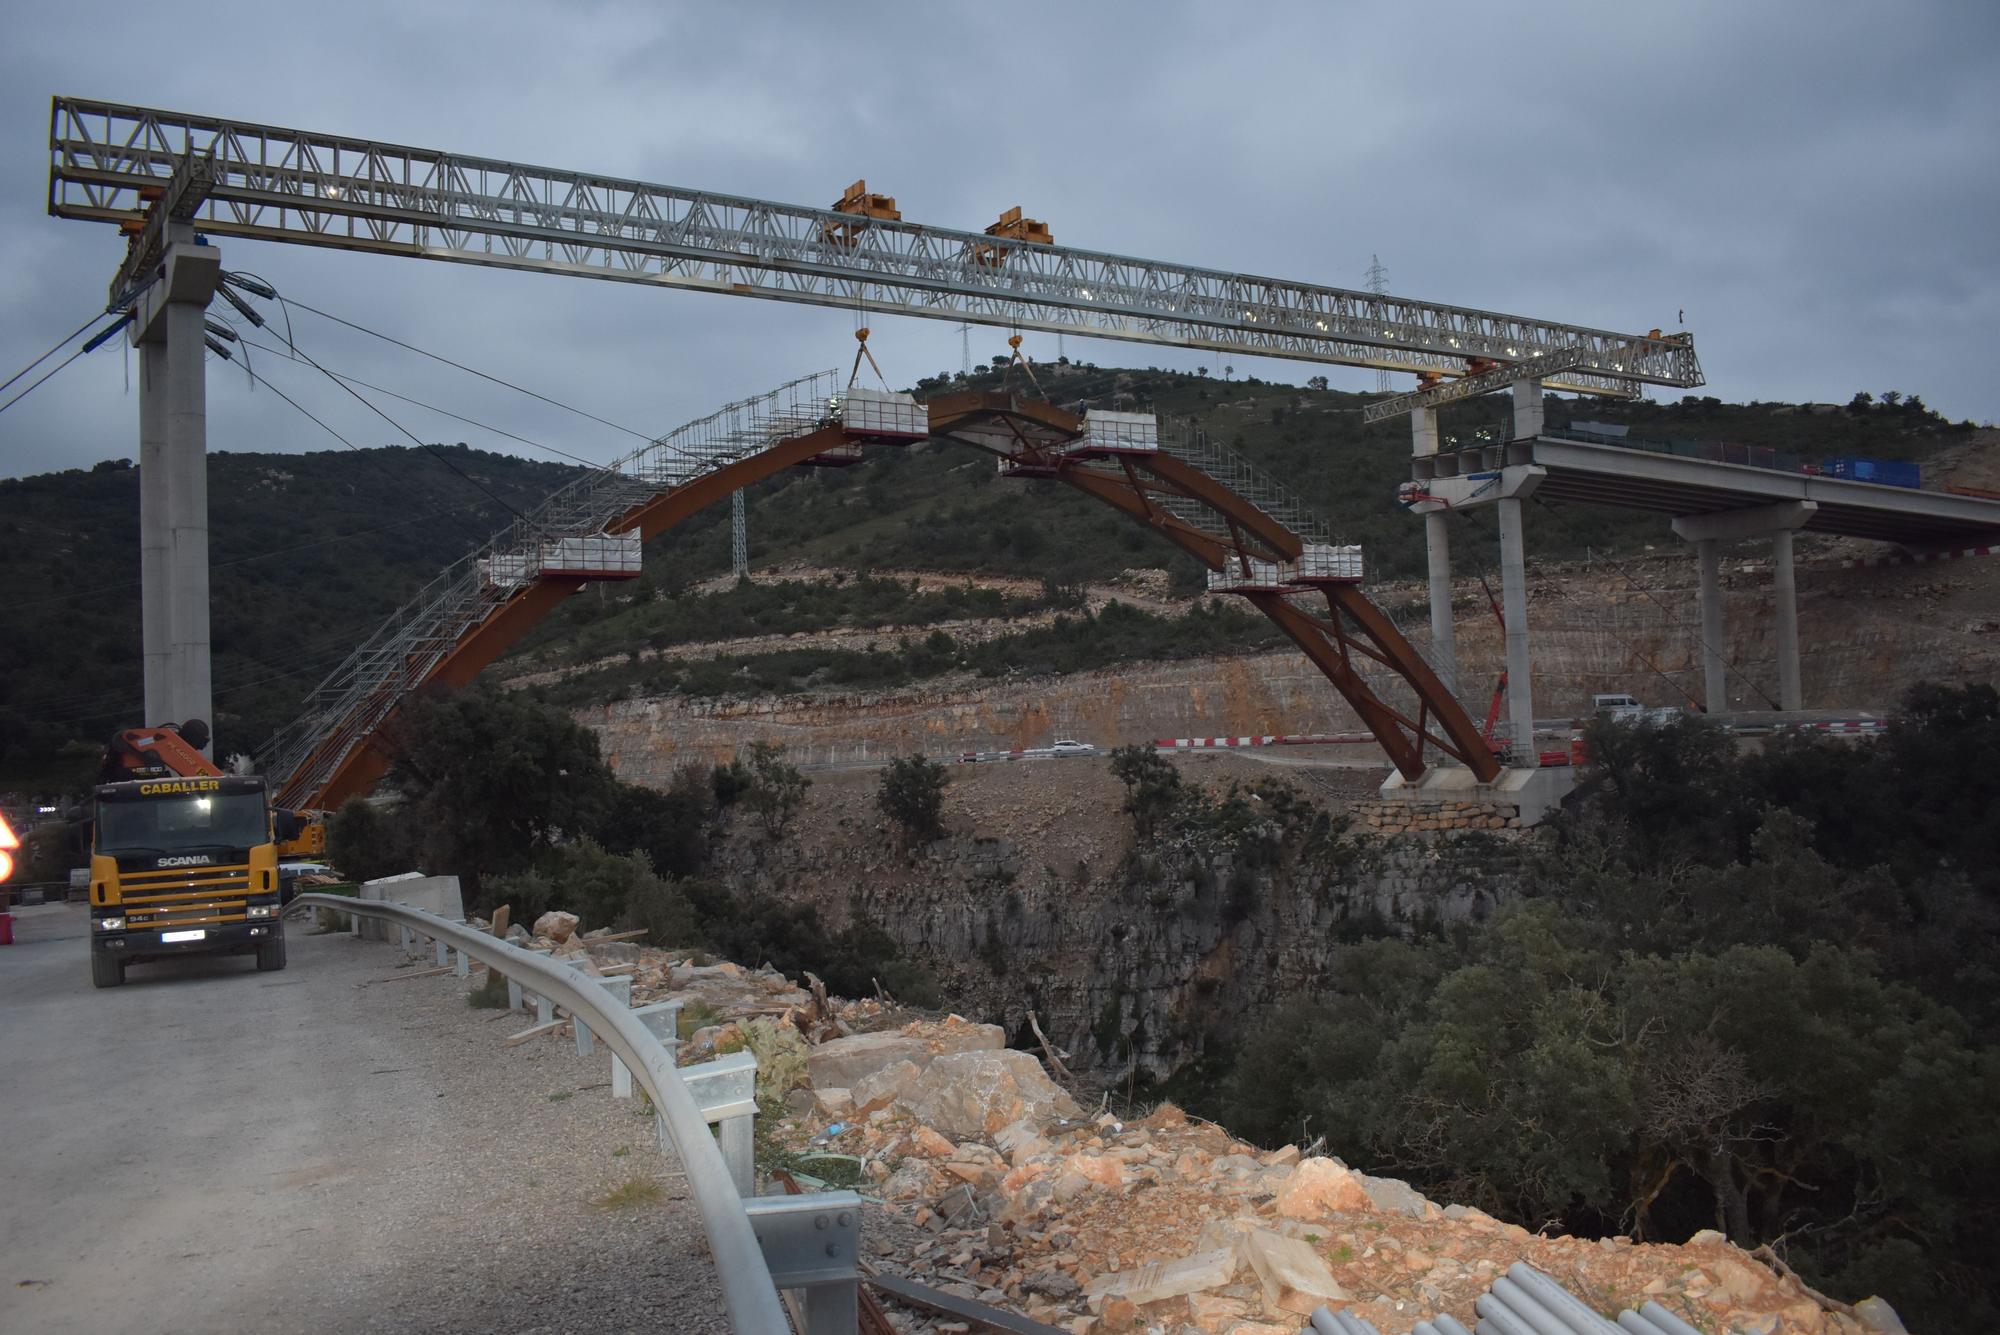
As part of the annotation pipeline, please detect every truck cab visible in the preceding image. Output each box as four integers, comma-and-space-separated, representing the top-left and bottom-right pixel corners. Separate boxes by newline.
88, 774, 287, 988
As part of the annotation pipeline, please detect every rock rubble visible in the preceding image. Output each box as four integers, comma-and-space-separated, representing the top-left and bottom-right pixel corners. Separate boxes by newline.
478, 921, 1900, 1335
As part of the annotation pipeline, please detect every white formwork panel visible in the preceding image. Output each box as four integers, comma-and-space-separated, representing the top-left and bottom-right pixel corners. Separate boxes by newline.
541, 532, 643, 578
1292, 544, 1365, 582
482, 553, 534, 589
1076, 409, 1159, 454
1206, 559, 1293, 593
839, 387, 928, 440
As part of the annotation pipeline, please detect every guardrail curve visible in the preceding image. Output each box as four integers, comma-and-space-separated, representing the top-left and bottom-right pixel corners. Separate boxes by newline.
285, 892, 854, 1333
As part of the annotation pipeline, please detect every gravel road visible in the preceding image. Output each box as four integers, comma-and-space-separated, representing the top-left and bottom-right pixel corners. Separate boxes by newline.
0, 902, 727, 1334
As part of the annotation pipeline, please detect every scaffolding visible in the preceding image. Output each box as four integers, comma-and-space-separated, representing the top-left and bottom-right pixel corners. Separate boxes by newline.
258, 370, 839, 803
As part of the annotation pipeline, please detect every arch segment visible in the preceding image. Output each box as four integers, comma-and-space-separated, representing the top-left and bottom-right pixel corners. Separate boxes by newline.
273, 389, 1497, 810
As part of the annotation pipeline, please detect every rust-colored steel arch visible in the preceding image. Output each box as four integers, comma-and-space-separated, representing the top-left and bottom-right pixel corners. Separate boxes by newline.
926, 396, 1498, 783
280, 426, 853, 811
285, 398, 1496, 809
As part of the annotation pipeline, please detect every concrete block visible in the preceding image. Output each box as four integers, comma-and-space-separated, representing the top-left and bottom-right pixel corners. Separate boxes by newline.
1083, 1247, 1238, 1305
358, 873, 464, 941
1239, 1227, 1347, 1314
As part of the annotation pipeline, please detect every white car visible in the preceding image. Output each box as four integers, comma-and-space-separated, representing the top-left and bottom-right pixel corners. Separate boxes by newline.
1050, 739, 1097, 755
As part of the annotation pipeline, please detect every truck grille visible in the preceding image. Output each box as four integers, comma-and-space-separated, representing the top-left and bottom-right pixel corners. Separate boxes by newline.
118, 864, 253, 929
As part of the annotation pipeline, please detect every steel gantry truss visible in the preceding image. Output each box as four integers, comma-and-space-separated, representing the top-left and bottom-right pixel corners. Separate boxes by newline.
49, 97, 1703, 395
1360, 336, 1683, 424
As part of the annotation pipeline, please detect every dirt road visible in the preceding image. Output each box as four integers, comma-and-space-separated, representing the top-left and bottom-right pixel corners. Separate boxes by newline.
0, 903, 725, 1333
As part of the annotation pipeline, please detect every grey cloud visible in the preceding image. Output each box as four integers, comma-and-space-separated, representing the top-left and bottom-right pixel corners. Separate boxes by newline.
2, 0, 1995, 483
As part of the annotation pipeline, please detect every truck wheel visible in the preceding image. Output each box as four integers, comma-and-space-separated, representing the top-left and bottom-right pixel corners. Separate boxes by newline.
91, 953, 127, 988
255, 932, 288, 972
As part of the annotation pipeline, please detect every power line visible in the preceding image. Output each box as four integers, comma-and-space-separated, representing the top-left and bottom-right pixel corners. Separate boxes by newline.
257, 319, 534, 526
0, 342, 93, 418
238, 336, 603, 469
225, 358, 504, 547
0, 310, 110, 398
249, 281, 655, 441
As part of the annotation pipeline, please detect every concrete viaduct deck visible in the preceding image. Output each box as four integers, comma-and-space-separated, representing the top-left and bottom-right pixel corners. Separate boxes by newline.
1418, 432, 2000, 547
1391, 383, 2000, 817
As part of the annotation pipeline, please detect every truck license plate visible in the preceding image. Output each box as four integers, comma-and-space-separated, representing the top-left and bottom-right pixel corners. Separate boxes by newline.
161, 929, 206, 943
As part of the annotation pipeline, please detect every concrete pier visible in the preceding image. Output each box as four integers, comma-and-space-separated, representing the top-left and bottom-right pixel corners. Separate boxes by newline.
1412, 407, 1456, 690
130, 233, 220, 745
1673, 500, 1816, 713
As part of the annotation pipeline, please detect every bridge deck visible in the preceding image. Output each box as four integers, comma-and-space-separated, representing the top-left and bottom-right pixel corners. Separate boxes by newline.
1425, 435, 2000, 546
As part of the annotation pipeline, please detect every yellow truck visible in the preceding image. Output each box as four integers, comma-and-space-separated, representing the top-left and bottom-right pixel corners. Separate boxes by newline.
87, 774, 293, 988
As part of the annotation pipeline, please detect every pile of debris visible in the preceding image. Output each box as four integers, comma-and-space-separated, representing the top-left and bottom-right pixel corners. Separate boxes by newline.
465, 914, 1904, 1335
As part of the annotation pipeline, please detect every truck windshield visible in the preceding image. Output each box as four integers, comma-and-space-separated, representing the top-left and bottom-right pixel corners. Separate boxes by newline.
97, 792, 268, 855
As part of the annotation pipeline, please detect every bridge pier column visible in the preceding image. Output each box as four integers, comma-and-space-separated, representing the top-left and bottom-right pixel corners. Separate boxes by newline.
131, 233, 220, 744
1411, 407, 1457, 692
1511, 377, 1545, 440
1500, 382, 1545, 768
1498, 496, 1537, 767
1695, 538, 1728, 712
1772, 528, 1801, 711
1674, 501, 1816, 714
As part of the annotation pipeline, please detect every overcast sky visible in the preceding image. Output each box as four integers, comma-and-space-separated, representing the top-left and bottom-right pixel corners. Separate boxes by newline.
2, 1, 1995, 481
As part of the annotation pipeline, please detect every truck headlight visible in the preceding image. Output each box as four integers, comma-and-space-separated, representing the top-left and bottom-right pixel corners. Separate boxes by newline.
95, 916, 125, 931
245, 904, 275, 919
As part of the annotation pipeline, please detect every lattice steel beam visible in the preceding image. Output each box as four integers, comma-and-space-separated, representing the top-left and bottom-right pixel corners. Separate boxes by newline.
49, 97, 1703, 393
1360, 337, 1678, 423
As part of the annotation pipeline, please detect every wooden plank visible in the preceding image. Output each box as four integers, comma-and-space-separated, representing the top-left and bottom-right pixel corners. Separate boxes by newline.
594, 962, 640, 977
503, 1019, 565, 1047
577, 928, 649, 945
864, 1274, 1067, 1334
378, 964, 454, 982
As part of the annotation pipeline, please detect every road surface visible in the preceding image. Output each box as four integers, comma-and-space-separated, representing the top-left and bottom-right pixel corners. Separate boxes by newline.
0, 902, 725, 1333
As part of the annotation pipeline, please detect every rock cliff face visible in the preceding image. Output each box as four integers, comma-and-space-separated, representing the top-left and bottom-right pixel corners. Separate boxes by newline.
707, 762, 1518, 1083
580, 555, 1996, 781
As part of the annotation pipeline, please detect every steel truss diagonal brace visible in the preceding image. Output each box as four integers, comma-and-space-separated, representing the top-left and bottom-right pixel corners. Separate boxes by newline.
49, 97, 1704, 392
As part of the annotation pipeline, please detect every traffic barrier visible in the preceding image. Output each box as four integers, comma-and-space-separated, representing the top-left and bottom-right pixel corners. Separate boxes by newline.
284, 892, 857, 1332
1153, 733, 1376, 750
1844, 542, 1996, 569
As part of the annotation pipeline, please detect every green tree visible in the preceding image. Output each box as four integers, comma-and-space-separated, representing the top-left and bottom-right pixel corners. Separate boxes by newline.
1108, 744, 1182, 838
384, 686, 617, 902
741, 741, 809, 839
326, 796, 415, 883
877, 754, 951, 844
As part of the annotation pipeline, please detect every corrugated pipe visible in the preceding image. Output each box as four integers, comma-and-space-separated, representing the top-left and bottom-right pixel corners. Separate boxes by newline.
1614, 1301, 1706, 1335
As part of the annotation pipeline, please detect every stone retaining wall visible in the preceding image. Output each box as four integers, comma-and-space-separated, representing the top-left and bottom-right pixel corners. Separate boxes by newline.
1352, 798, 1522, 834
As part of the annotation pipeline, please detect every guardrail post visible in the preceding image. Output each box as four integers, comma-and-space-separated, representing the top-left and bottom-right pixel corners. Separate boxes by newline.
452, 946, 470, 978
576, 974, 632, 1058
399, 925, 413, 956
506, 977, 524, 1011
433, 938, 449, 967
614, 998, 680, 1099
745, 1191, 862, 1335
680, 1051, 759, 1196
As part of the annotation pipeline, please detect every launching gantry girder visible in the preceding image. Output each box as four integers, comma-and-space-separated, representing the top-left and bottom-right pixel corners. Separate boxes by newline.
48, 97, 1702, 396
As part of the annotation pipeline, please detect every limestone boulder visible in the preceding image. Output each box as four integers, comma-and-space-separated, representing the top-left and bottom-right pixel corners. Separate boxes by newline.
1356, 1171, 1434, 1219
920, 1017, 1007, 1058
900, 1049, 1081, 1139
808, 1031, 929, 1091
851, 1059, 924, 1113
531, 910, 579, 943
1271, 1157, 1374, 1218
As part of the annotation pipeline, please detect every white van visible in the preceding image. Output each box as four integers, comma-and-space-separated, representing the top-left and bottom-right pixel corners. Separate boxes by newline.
1591, 693, 1645, 719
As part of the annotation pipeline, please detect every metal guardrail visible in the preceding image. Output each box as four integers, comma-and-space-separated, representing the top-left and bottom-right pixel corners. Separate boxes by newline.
285, 892, 860, 1333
